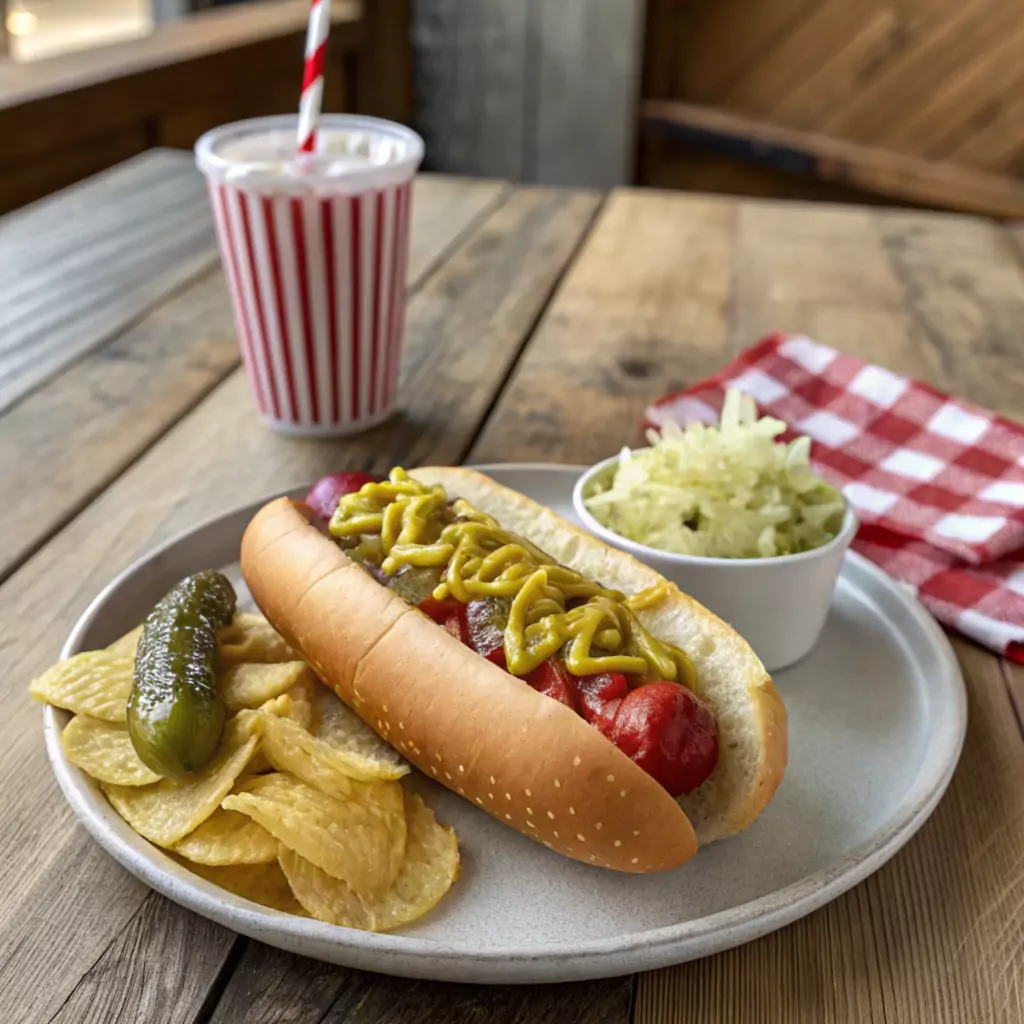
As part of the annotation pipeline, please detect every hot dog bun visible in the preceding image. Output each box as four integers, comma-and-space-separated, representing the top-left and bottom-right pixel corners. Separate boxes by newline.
241, 469, 786, 871
413, 467, 788, 844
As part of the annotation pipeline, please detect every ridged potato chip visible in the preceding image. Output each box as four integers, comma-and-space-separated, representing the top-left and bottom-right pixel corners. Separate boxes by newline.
173, 808, 278, 865
259, 712, 400, 798
223, 772, 406, 895
218, 613, 296, 666
30, 651, 133, 723
105, 715, 260, 847
278, 793, 459, 931
61, 715, 161, 786
106, 625, 143, 660
220, 662, 312, 715
261, 677, 316, 732
249, 681, 316, 773
185, 859, 305, 914
313, 685, 409, 781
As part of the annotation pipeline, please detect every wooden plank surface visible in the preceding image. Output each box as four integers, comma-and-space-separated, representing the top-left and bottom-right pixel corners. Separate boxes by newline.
0, 182, 597, 1024
0, 170, 508, 585
0, 150, 218, 412
7, 164, 1024, 1024
727, 199, 1024, 420
471, 190, 733, 462
206, 941, 632, 1024
476, 187, 1024, 1024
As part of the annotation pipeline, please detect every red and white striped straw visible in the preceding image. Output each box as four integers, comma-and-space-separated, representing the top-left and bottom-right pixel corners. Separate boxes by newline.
298, 0, 331, 153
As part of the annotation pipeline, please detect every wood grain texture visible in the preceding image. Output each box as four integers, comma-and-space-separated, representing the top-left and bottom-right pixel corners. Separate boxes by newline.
0, 270, 238, 584
0, 150, 218, 412
413, 0, 529, 179
357, 0, 414, 123
636, 638, 1024, 1024
529, 0, 644, 187
0, 0, 361, 110
0, 3, 365, 213
640, 0, 1024, 199
474, 187, 1024, 1023
647, 0, 815, 103
0, 171, 507, 586
8, 174, 1024, 1023
636, 137, 905, 208
206, 941, 632, 1024
727, 199, 1024, 421
49, 894, 237, 1024
640, 100, 1024, 218
0, 182, 596, 1024
412, 0, 642, 187
471, 190, 734, 463
0, 124, 150, 216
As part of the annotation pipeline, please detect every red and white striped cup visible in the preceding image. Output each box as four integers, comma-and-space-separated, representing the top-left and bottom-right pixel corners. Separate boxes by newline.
196, 115, 424, 436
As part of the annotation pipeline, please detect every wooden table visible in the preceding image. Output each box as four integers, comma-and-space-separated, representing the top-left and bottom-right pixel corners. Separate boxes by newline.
3, 149, 1023, 1024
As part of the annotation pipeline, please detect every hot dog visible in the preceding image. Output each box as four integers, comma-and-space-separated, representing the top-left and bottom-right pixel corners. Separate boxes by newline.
241, 467, 787, 873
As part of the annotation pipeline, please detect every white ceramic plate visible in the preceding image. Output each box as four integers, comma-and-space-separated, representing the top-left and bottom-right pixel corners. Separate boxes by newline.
43, 465, 967, 984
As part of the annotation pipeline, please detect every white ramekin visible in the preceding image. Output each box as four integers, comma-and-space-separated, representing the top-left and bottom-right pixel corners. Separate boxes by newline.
572, 455, 858, 672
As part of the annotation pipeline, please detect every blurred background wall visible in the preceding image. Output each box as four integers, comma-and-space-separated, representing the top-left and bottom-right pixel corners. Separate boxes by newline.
4, 0, 1024, 217
637, 0, 1024, 213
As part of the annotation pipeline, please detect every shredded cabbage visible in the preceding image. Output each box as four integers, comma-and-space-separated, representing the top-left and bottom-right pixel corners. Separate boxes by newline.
584, 390, 845, 559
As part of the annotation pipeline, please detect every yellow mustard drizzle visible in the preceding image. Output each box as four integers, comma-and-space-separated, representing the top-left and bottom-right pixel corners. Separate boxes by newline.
329, 468, 697, 687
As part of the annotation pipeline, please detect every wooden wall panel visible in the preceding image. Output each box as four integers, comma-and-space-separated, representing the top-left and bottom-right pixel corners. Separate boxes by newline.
412, 0, 644, 187
532, 0, 645, 187
412, 0, 529, 179
641, 0, 1024, 198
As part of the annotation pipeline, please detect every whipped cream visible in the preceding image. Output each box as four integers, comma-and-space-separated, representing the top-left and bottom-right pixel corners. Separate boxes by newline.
196, 116, 423, 192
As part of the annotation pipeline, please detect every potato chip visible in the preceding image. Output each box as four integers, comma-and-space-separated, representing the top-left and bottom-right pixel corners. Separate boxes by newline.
259, 712, 399, 798
61, 715, 161, 786
261, 678, 316, 732
184, 859, 305, 914
30, 651, 133, 723
218, 613, 296, 666
313, 684, 409, 781
106, 625, 142, 661
246, 749, 273, 776
278, 793, 459, 931
249, 677, 316, 774
220, 662, 311, 715
104, 715, 260, 847
223, 772, 406, 895
172, 808, 278, 865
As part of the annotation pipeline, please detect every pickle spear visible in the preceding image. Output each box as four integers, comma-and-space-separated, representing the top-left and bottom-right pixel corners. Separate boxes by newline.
128, 570, 236, 778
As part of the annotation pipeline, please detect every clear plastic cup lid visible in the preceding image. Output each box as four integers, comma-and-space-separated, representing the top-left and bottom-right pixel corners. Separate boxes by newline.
195, 114, 424, 193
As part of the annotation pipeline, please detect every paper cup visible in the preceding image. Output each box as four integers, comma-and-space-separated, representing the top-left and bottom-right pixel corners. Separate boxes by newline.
196, 115, 424, 436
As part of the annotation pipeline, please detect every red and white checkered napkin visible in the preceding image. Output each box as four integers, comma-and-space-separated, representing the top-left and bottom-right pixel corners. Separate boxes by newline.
643, 333, 1024, 661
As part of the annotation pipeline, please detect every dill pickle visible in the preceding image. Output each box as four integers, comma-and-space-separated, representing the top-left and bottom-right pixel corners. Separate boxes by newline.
128, 570, 236, 778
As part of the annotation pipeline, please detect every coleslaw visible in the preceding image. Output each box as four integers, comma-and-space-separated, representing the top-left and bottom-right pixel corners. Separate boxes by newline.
584, 390, 845, 559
